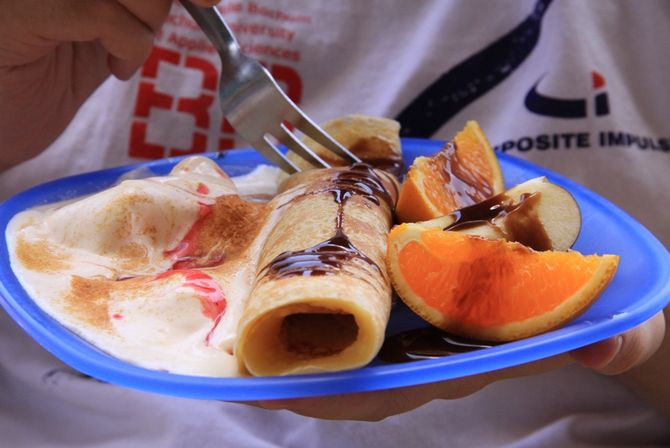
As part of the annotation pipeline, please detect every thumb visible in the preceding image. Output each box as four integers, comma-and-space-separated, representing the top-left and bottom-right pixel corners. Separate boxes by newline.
570, 311, 665, 375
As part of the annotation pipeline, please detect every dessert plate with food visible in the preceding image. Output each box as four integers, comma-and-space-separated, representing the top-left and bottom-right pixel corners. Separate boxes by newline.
0, 116, 668, 400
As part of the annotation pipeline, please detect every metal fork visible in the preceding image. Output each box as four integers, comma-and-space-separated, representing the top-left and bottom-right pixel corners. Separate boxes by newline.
181, 2, 361, 174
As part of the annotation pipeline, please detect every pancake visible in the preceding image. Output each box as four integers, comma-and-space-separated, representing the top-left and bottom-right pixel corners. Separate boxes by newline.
235, 164, 399, 376
284, 114, 403, 177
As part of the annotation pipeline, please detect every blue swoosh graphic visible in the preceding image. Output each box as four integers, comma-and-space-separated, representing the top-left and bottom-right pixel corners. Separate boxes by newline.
524, 74, 587, 118
396, 0, 553, 137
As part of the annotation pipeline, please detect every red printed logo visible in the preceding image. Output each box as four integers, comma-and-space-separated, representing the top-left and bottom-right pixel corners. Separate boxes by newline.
129, 45, 302, 160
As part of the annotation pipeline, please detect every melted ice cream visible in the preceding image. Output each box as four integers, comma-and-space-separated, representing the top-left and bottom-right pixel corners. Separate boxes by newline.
7, 157, 282, 376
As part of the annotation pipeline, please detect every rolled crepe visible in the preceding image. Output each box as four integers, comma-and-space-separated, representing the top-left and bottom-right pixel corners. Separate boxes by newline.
235, 164, 398, 376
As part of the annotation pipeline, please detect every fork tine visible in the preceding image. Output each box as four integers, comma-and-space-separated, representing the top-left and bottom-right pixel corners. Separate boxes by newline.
290, 114, 362, 164
254, 136, 300, 174
183, 4, 357, 173
276, 123, 331, 169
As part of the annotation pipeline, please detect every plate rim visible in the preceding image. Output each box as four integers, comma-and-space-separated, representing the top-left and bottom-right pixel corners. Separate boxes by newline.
0, 139, 668, 400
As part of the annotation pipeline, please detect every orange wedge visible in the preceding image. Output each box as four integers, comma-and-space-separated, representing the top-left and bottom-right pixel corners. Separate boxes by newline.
396, 121, 504, 223
387, 225, 619, 341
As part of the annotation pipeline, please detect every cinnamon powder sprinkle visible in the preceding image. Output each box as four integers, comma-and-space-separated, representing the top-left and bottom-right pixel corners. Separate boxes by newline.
16, 237, 70, 272
65, 276, 114, 331
64, 274, 182, 331
189, 195, 269, 263
116, 242, 149, 271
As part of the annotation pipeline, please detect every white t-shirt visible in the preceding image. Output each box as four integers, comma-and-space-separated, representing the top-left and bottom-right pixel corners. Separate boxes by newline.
1, 0, 668, 446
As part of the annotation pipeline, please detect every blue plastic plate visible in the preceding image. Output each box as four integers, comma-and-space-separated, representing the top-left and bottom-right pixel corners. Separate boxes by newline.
1, 139, 669, 401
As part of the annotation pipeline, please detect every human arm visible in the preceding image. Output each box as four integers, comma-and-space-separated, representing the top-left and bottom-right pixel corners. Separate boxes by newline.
0, 0, 219, 171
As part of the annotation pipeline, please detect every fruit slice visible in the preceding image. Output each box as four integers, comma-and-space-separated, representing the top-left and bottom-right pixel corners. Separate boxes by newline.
415, 177, 582, 251
396, 121, 504, 223
387, 226, 619, 341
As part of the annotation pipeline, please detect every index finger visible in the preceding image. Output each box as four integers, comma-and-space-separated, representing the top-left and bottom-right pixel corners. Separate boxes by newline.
116, 0, 173, 31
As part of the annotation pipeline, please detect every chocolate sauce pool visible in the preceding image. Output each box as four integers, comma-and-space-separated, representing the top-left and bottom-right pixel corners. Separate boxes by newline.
379, 327, 496, 363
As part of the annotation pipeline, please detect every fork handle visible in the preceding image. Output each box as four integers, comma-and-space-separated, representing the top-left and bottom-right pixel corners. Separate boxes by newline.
180, 1, 249, 76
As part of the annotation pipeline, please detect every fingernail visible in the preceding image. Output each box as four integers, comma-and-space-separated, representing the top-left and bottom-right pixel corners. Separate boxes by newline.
570, 335, 623, 369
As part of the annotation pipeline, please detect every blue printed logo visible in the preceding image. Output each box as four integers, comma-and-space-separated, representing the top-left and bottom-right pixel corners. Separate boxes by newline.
525, 71, 609, 118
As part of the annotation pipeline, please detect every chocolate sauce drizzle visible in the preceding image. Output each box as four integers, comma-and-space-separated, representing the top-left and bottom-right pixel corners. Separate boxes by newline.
263, 164, 394, 280
262, 231, 375, 278
436, 142, 494, 204
445, 191, 552, 251
326, 163, 395, 212
379, 327, 496, 363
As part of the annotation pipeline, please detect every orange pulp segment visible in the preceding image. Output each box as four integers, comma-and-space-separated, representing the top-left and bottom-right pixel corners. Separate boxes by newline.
387, 226, 619, 341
